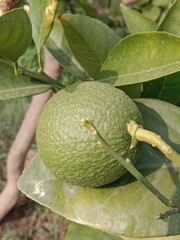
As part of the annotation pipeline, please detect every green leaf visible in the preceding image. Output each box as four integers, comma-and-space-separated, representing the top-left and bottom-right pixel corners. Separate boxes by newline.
0, 62, 50, 100
0, 8, 32, 62
99, 32, 180, 86
109, 0, 121, 17
120, 4, 157, 33
46, 18, 90, 80
66, 223, 180, 240
117, 83, 142, 98
59, 13, 120, 79
152, 0, 171, 7
29, 0, 59, 69
143, 72, 180, 106
142, 5, 161, 22
18, 99, 180, 238
158, 73, 180, 106
65, 223, 122, 240
97, 0, 110, 8
18, 43, 39, 72
80, 3, 98, 18
158, 0, 180, 36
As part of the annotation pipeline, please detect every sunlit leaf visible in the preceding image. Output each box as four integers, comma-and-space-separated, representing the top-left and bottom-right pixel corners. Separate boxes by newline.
65, 223, 180, 240
46, 17, 142, 96
99, 32, 180, 86
47, 15, 142, 95
18, 99, 180, 238
29, 0, 59, 69
0, 8, 32, 62
120, 4, 157, 33
46, 18, 90, 80
158, 0, 180, 36
59, 13, 120, 79
65, 223, 122, 240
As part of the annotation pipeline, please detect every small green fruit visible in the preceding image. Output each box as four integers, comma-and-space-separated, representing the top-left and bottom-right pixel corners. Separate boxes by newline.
36, 81, 143, 187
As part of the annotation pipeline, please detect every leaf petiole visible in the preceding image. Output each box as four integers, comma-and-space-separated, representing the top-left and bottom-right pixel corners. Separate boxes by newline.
19, 67, 65, 90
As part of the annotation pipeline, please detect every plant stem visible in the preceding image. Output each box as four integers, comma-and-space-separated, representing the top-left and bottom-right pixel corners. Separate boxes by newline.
37, 50, 43, 72
0, 57, 12, 65
127, 120, 180, 166
81, 118, 179, 220
0, 58, 65, 90
19, 68, 65, 90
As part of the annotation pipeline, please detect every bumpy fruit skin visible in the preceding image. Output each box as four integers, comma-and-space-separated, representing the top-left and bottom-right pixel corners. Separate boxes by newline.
36, 81, 143, 187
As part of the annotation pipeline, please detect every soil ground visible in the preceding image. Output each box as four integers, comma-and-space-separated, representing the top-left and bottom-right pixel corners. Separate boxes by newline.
0, 148, 70, 240
0, 99, 70, 239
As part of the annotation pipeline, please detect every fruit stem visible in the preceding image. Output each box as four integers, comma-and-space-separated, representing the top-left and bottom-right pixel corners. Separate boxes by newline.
127, 120, 180, 166
81, 118, 179, 220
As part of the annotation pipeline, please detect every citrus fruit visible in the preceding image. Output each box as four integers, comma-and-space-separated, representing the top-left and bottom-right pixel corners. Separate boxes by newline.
36, 81, 143, 187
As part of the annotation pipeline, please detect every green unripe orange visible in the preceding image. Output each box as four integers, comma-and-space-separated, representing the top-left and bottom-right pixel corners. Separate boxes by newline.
36, 81, 143, 187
